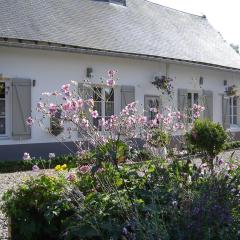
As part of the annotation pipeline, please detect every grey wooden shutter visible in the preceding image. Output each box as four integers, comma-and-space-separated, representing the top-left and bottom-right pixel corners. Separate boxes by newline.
203, 90, 213, 120
178, 88, 187, 112
114, 85, 121, 115
222, 96, 230, 129
121, 85, 135, 109
12, 78, 32, 140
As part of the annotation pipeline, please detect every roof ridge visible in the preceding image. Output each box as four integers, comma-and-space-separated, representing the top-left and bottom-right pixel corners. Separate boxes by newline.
143, 0, 205, 18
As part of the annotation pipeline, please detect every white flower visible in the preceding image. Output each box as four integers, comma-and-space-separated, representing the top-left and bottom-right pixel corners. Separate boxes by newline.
49, 153, 55, 159
23, 152, 31, 161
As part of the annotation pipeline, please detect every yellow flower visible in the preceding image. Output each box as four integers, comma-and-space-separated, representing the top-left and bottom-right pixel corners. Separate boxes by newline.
61, 164, 67, 170
54, 164, 67, 171
55, 165, 62, 171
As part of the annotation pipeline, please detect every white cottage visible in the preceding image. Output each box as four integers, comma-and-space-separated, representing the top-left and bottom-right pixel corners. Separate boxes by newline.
0, 0, 240, 160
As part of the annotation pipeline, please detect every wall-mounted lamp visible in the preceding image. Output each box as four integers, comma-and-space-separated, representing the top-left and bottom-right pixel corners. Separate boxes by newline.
223, 80, 228, 86
86, 67, 93, 78
199, 76, 204, 85
32, 79, 36, 87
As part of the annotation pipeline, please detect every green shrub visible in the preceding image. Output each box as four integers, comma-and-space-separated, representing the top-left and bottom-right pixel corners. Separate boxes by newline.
224, 140, 240, 150
1, 175, 74, 240
149, 128, 170, 148
186, 119, 228, 159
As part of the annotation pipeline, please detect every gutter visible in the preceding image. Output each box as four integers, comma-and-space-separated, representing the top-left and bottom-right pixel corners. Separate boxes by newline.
1, 38, 240, 73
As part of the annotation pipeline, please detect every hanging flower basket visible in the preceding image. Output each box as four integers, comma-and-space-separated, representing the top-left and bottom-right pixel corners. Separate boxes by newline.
152, 75, 173, 96
225, 85, 237, 96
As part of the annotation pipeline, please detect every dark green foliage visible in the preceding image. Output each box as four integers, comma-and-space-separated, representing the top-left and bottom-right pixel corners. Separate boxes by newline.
186, 119, 228, 158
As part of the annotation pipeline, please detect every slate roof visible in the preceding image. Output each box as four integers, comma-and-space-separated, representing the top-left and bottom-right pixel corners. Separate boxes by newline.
1, 0, 240, 70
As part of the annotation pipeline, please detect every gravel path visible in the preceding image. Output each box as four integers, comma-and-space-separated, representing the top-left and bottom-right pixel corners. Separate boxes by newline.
0, 150, 239, 239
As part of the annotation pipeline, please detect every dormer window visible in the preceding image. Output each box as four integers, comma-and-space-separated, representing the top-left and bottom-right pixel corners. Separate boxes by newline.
109, 0, 126, 5
94, 0, 126, 6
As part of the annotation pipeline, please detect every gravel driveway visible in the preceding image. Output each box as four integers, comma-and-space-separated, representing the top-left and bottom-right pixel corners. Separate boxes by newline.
0, 150, 239, 239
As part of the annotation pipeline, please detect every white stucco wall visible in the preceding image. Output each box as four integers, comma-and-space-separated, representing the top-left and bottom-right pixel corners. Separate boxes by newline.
1, 46, 240, 145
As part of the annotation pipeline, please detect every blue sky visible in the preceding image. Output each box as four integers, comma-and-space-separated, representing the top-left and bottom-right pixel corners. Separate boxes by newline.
149, 0, 240, 46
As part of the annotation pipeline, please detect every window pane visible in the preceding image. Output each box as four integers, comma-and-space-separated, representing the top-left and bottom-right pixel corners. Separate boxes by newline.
94, 102, 102, 116
187, 93, 192, 108
0, 100, 5, 117
93, 87, 102, 101
0, 83, 5, 98
233, 97, 238, 106
105, 88, 114, 101
233, 106, 237, 115
105, 102, 114, 116
93, 117, 102, 129
194, 93, 199, 104
0, 118, 5, 134
233, 115, 237, 125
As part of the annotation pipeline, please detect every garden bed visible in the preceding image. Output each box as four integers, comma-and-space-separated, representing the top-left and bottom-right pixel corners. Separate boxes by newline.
1, 149, 240, 240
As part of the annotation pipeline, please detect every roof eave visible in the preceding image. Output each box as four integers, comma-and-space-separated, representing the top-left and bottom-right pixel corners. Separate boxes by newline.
1, 38, 240, 72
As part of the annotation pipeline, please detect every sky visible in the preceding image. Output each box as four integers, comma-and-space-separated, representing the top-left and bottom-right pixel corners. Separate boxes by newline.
149, 0, 240, 46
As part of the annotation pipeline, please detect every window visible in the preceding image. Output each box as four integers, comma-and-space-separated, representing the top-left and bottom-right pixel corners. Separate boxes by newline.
187, 92, 199, 122
94, 0, 126, 6
0, 82, 6, 135
144, 95, 160, 120
229, 96, 238, 126
93, 87, 114, 127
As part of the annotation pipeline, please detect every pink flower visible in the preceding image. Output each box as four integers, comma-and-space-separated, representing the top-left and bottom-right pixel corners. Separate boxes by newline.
62, 101, 72, 111
138, 116, 147, 124
23, 152, 31, 161
86, 98, 94, 107
78, 165, 91, 174
71, 100, 79, 111
81, 118, 89, 128
49, 103, 57, 114
77, 98, 84, 108
107, 69, 117, 78
37, 101, 44, 111
67, 173, 77, 182
91, 110, 99, 119
106, 79, 116, 87
32, 165, 39, 172
61, 84, 70, 93
26, 117, 34, 126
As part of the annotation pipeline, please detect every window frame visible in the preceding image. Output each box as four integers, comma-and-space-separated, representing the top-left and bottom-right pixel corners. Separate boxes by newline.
0, 80, 10, 138
186, 91, 200, 123
93, 85, 115, 128
229, 96, 238, 128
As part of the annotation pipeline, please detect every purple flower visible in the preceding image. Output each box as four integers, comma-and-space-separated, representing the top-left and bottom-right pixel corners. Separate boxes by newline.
26, 117, 34, 126
32, 165, 39, 172
78, 165, 91, 174
67, 173, 77, 182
